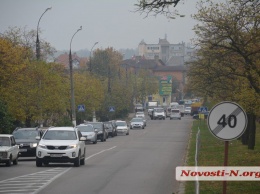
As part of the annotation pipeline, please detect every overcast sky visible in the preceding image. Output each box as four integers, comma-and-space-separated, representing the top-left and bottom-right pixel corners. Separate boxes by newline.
0, 0, 198, 51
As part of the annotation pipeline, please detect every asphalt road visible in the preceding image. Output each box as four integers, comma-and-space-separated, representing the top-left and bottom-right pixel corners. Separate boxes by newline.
0, 115, 193, 194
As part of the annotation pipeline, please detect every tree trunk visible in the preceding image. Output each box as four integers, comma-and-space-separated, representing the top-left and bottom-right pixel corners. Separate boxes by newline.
25, 116, 32, 127
241, 124, 249, 145
248, 114, 256, 150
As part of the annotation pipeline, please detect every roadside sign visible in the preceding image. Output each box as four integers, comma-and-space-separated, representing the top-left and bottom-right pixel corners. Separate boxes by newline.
78, 105, 85, 112
198, 106, 208, 112
109, 106, 115, 112
207, 101, 247, 141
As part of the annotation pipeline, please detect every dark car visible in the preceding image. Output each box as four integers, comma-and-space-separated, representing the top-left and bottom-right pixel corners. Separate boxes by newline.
87, 122, 107, 142
109, 120, 118, 136
12, 127, 44, 157
104, 122, 116, 137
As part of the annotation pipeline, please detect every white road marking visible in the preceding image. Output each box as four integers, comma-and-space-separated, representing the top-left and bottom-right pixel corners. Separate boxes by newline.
85, 146, 117, 161
0, 146, 117, 194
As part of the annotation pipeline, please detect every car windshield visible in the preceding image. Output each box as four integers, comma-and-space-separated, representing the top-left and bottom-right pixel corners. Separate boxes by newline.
43, 130, 77, 140
185, 107, 191, 110
0, 137, 10, 146
136, 112, 144, 115
116, 121, 127, 126
13, 130, 39, 140
77, 125, 94, 132
131, 118, 143, 122
155, 108, 164, 112
88, 123, 103, 131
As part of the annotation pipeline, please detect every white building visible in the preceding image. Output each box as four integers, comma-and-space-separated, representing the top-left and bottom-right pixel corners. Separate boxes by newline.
138, 35, 196, 66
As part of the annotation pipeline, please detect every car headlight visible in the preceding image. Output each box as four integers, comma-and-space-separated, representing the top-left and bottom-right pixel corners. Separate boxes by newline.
30, 143, 37, 148
38, 144, 46, 149
68, 144, 77, 149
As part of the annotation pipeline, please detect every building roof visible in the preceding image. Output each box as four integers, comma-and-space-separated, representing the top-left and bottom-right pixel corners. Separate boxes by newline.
121, 58, 165, 70
166, 56, 184, 66
153, 65, 187, 72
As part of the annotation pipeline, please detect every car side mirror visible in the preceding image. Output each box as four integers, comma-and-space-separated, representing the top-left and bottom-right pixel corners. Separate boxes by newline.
35, 136, 41, 140
94, 129, 98, 133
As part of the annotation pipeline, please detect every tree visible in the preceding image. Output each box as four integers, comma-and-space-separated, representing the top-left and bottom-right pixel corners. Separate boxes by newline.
134, 0, 183, 18
0, 99, 14, 134
187, 0, 260, 149
1, 26, 56, 61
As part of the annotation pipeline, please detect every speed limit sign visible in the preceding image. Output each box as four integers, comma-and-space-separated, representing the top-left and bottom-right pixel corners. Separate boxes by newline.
207, 101, 247, 141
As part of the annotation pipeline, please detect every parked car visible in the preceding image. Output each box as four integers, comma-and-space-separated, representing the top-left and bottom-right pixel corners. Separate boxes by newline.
170, 109, 181, 120
0, 134, 19, 166
193, 111, 199, 119
35, 127, 86, 167
76, 124, 98, 144
109, 120, 118, 136
87, 122, 107, 142
104, 122, 116, 137
130, 117, 145, 129
135, 112, 147, 126
115, 120, 129, 135
12, 127, 44, 157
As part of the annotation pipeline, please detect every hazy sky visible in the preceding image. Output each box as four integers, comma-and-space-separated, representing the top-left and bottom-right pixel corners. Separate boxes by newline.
0, 0, 198, 51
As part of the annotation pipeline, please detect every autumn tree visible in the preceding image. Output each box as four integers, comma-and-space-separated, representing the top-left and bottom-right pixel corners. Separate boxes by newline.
187, 0, 260, 149
1, 26, 56, 61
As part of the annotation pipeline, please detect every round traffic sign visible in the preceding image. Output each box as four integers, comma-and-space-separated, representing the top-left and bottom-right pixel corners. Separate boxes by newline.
207, 101, 247, 141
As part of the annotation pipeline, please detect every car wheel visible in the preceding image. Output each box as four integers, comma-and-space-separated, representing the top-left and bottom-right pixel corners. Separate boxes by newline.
36, 157, 42, 167
13, 157, 18, 165
43, 162, 49, 166
74, 151, 81, 167
6, 156, 12, 167
80, 149, 85, 165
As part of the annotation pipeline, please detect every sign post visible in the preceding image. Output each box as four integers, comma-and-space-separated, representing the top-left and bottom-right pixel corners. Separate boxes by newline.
207, 101, 247, 194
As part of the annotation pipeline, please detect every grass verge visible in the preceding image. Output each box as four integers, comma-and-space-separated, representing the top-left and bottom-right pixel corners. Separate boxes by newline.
184, 119, 260, 194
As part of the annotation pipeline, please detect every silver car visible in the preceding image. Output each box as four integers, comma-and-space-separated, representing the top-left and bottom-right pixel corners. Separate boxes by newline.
116, 120, 130, 135
76, 124, 98, 144
135, 112, 147, 126
130, 117, 145, 129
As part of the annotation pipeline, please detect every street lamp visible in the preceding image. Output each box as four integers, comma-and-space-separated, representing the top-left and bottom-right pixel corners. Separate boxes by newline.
69, 26, 82, 127
36, 7, 51, 60
89, 42, 98, 72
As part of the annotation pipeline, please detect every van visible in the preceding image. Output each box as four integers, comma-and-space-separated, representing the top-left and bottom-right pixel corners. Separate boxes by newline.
170, 109, 181, 120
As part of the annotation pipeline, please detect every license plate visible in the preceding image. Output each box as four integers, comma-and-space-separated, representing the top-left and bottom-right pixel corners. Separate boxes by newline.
19, 149, 27, 152
50, 154, 62, 157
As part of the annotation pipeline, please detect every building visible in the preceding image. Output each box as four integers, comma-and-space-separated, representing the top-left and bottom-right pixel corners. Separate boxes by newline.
138, 35, 196, 65
121, 56, 188, 106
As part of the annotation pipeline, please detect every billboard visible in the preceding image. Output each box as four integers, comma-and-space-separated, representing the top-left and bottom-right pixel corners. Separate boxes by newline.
159, 75, 172, 96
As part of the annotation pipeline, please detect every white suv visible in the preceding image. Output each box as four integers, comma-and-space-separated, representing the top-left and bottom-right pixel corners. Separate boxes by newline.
36, 127, 86, 167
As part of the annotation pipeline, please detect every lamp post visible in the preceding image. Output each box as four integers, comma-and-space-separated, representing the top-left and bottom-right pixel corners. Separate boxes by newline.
89, 42, 98, 121
36, 7, 51, 60
89, 42, 98, 72
69, 26, 82, 127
